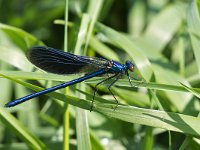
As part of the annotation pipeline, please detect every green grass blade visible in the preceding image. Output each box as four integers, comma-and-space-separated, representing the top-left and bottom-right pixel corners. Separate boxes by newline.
74, 13, 92, 150
180, 82, 200, 99
95, 104, 200, 137
187, 0, 200, 74
63, 0, 69, 149
143, 2, 186, 52
0, 108, 46, 150
2, 73, 200, 138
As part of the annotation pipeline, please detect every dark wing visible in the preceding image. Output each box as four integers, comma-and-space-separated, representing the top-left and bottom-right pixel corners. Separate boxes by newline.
27, 46, 109, 74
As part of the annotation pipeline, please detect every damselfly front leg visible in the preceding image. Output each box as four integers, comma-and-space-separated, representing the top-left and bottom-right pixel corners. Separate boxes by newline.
90, 74, 118, 111
107, 73, 121, 110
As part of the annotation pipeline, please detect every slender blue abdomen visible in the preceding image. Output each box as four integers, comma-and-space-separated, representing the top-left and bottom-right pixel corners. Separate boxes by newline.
5, 69, 106, 107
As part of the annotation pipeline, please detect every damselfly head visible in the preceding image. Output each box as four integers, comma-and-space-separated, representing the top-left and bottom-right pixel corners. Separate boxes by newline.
125, 61, 134, 72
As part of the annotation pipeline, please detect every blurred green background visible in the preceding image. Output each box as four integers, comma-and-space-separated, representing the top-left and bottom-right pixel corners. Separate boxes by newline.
0, 0, 200, 150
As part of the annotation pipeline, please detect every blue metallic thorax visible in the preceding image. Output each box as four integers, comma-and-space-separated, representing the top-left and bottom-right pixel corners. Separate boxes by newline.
108, 60, 127, 73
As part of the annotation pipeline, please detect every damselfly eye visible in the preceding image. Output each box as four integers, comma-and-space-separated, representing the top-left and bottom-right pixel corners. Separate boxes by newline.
125, 61, 134, 72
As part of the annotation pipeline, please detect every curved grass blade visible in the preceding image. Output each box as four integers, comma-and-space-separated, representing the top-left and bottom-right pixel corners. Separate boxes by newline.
187, 0, 200, 74
95, 103, 200, 138
1, 73, 200, 137
180, 82, 200, 99
0, 108, 46, 150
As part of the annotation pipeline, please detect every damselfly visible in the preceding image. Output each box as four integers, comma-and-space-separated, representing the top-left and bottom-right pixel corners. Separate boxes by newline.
5, 46, 135, 111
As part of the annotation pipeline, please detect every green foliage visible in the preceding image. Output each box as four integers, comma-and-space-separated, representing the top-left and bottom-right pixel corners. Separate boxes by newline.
0, 0, 200, 150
